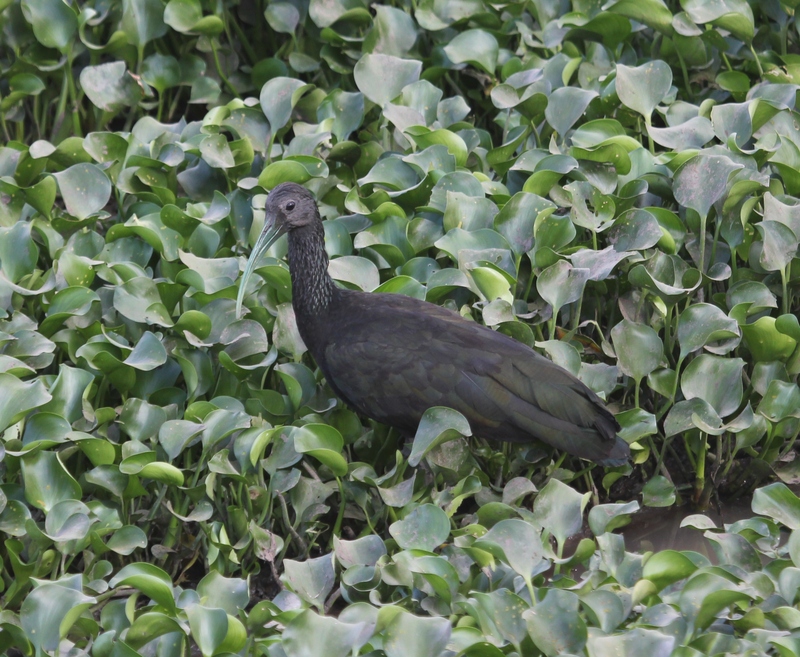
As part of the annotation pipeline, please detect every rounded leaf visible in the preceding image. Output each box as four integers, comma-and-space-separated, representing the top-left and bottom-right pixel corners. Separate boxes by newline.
389, 504, 450, 551
611, 319, 663, 383
384, 612, 451, 657
681, 354, 744, 417
615, 61, 672, 118
354, 54, 422, 106
54, 163, 112, 220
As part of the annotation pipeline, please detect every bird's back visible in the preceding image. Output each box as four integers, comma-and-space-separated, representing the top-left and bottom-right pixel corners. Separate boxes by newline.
298, 289, 628, 465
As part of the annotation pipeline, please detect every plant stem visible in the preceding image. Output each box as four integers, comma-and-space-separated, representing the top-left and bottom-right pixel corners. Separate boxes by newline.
66, 48, 82, 137
664, 304, 674, 364
228, 13, 259, 65
329, 477, 346, 549
676, 49, 692, 99
571, 292, 584, 332
749, 43, 764, 78
644, 113, 655, 154
698, 212, 707, 275
780, 22, 789, 56
53, 68, 70, 141
525, 577, 536, 607
781, 265, 790, 315
211, 40, 241, 99
695, 432, 707, 503
0, 112, 9, 143
721, 52, 733, 72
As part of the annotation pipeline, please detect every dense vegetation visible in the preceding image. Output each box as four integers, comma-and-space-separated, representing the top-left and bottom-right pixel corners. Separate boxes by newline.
1, 0, 800, 654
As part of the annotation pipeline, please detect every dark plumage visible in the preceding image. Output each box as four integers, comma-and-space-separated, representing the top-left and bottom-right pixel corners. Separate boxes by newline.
237, 182, 630, 466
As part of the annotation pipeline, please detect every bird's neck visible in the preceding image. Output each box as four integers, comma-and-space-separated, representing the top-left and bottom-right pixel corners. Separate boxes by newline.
287, 222, 336, 317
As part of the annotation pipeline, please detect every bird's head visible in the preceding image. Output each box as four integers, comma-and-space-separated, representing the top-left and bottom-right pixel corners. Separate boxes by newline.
236, 182, 319, 318
265, 181, 320, 231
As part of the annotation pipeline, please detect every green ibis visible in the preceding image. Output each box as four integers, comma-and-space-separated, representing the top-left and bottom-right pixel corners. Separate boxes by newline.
236, 182, 629, 466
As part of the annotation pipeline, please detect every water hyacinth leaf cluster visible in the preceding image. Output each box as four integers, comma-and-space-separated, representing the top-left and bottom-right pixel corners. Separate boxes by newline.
0, 0, 800, 654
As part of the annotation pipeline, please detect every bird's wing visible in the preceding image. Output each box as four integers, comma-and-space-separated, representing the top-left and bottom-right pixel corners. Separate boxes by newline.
319, 293, 626, 463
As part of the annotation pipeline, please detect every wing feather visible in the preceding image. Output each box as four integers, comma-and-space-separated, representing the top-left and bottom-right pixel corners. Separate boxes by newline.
317, 291, 626, 462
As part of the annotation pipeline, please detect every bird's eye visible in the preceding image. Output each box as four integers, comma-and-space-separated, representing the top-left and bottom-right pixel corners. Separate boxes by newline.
286, 201, 296, 211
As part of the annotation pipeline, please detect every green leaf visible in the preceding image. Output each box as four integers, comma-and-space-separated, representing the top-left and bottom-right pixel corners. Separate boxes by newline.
545, 87, 597, 136
113, 276, 174, 327
354, 54, 422, 106
282, 609, 367, 657
327, 255, 379, 292
80, 62, 144, 112
643, 549, 698, 590
164, 0, 224, 35
126, 612, 185, 650
319, 89, 365, 142
21, 580, 96, 654
525, 589, 587, 657
679, 572, 751, 629
408, 406, 471, 467
20, 0, 77, 52
109, 563, 176, 612
293, 423, 348, 476
611, 319, 663, 384
757, 380, 800, 422
199, 134, 235, 169
185, 605, 229, 657
265, 2, 300, 33
0, 221, 38, 283
443, 29, 498, 74
682, 0, 754, 42
533, 478, 590, 549
742, 316, 797, 362
121, 0, 168, 47
283, 554, 336, 611
474, 518, 544, 578
383, 612, 451, 657
677, 303, 740, 359
681, 354, 744, 417
647, 116, 714, 150
604, 0, 673, 34
41, 286, 100, 336
588, 501, 640, 535
537, 260, 589, 321
405, 127, 468, 167
259, 77, 313, 132
587, 628, 675, 657
494, 192, 554, 256
365, 5, 417, 57
120, 397, 168, 441
642, 475, 676, 507
615, 61, 672, 118
139, 461, 184, 485
124, 331, 168, 371
53, 163, 112, 220
334, 535, 387, 568
197, 570, 249, 614
107, 525, 148, 555
673, 154, 743, 218
308, 0, 366, 27
21, 450, 81, 512
389, 504, 450, 551
752, 483, 800, 529
757, 220, 799, 272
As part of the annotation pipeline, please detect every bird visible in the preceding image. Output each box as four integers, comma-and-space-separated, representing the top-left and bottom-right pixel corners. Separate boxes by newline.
236, 182, 630, 466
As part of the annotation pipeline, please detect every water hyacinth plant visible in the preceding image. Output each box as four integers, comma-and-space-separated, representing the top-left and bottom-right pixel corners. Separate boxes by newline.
0, 0, 799, 654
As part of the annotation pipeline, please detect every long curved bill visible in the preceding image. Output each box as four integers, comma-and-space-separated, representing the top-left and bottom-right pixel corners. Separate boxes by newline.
236, 210, 286, 318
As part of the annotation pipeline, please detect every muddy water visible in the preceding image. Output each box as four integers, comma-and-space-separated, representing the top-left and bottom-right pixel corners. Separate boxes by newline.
621, 502, 756, 556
